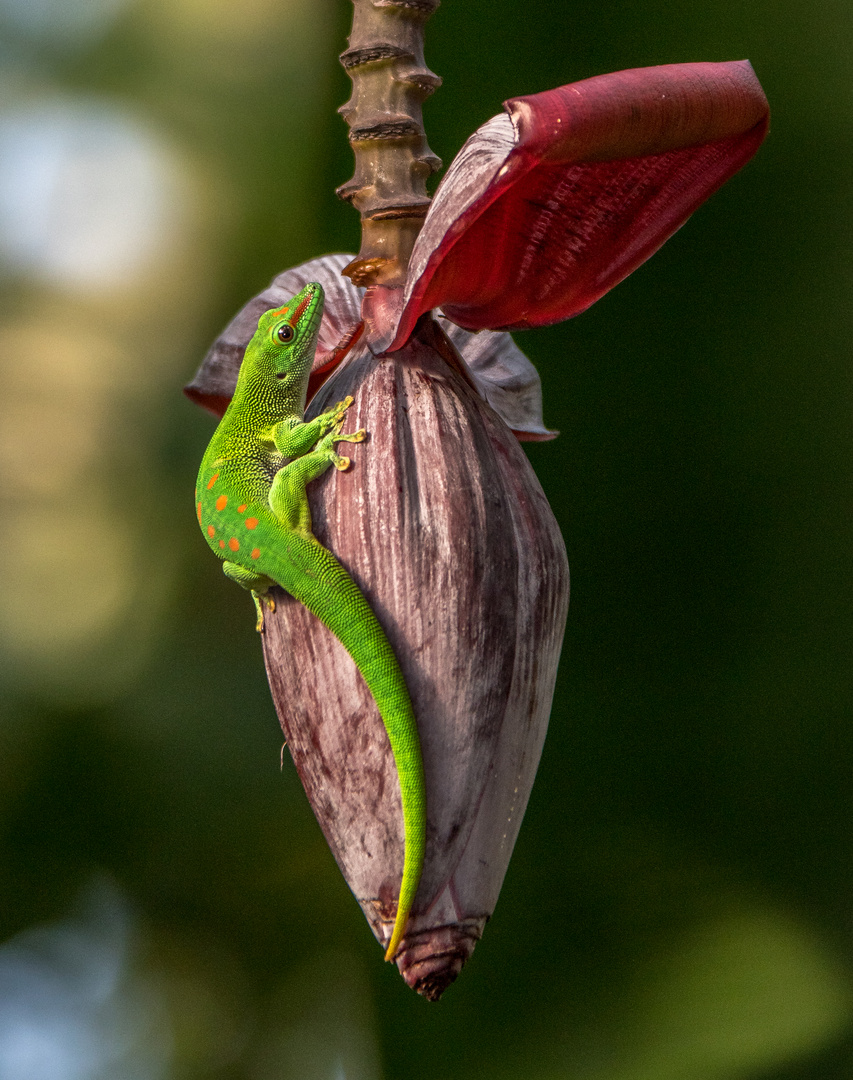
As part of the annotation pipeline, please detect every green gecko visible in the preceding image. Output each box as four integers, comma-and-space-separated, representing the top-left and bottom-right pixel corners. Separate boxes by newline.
196, 281, 425, 962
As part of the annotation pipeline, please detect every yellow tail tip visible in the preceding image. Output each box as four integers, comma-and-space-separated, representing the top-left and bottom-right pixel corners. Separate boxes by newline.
383, 911, 409, 962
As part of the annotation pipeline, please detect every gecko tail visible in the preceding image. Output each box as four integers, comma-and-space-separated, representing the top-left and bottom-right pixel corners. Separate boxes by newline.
265, 540, 426, 966
384, 916, 408, 963
383, 792, 425, 961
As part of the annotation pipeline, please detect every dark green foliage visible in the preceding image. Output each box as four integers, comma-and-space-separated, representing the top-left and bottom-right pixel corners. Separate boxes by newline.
0, 0, 850, 1075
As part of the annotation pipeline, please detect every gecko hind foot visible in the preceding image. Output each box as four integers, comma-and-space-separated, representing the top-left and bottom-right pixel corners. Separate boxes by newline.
253, 592, 276, 632
253, 593, 265, 632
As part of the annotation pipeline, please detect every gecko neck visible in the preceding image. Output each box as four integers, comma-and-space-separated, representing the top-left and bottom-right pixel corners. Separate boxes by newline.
233, 365, 309, 424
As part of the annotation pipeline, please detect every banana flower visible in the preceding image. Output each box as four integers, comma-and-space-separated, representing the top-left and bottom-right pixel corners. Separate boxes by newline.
187, 61, 768, 999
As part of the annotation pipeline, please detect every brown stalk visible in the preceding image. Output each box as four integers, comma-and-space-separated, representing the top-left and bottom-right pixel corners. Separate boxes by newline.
337, 0, 442, 287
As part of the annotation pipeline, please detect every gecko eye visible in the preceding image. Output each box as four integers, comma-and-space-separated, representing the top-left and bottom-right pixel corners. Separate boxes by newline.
275, 322, 295, 344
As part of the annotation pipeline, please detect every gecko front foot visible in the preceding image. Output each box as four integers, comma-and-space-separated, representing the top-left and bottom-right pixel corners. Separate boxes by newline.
316, 396, 356, 438
330, 428, 366, 469
331, 395, 354, 422
318, 422, 367, 471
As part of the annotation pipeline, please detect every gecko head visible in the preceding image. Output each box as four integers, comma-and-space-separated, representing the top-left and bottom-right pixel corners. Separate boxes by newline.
248, 281, 325, 388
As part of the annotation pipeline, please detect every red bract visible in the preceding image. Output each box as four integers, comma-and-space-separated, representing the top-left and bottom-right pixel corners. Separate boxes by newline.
188, 63, 768, 432
186, 254, 556, 441
364, 61, 768, 352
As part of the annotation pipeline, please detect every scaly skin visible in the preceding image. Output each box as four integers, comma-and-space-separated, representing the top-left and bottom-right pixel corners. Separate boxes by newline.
196, 282, 425, 961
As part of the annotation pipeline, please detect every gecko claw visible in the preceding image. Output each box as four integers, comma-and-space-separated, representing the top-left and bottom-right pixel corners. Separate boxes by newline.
334, 455, 351, 471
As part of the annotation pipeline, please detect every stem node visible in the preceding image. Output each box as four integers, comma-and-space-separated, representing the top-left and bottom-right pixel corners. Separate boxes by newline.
338, 0, 442, 287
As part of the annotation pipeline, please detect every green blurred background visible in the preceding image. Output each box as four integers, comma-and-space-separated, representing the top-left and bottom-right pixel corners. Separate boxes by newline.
0, 0, 851, 1076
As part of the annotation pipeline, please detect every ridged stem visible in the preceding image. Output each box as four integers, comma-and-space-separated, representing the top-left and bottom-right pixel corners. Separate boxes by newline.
337, 0, 442, 287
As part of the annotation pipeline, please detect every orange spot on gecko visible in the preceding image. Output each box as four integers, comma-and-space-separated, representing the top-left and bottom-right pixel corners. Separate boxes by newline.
290, 291, 311, 325
219, 540, 225, 549
238, 504, 247, 514
207, 525, 215, 538
197, 502, 202, 524
216, 495, 228, 511
245, 517, 258, 530
228, 537, 239, 552
206, 472, 219, 490
251, 548, 260, 560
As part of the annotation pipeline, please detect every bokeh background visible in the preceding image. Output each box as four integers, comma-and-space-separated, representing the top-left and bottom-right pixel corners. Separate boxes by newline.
0, 0, 851, 1076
